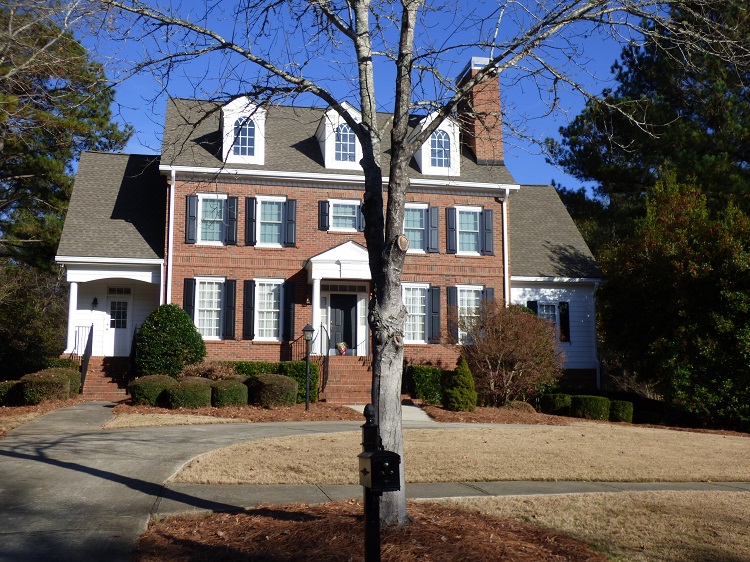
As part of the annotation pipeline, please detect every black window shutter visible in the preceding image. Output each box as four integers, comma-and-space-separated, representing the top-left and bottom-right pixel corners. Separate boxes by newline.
186, 195, 198, 244
483, 287, 495, 302
226, 197, 238, 245
284, 199, 297, 247
446, 208, 457, 254
559, 301, 571, 342
429, 286, 441, 343
447, 286, 458, 340
481, 209, 494, 255
526, 300, 538, 315
357, 204, 365, 232
318, 200, 329, 230
243, 280, 255, 340
427, 206, 439, 253
283, 281, 296, 341
223, 279, 236, 339
183, 278, 196, 320
245, 197, 257, 246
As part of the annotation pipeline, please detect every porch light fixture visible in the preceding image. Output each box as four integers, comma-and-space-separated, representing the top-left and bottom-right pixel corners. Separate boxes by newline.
91, 297, 98, 309
303, 324, 314, 410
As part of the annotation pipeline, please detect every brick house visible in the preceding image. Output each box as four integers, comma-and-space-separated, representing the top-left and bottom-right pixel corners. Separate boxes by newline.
56, 58, 601, 402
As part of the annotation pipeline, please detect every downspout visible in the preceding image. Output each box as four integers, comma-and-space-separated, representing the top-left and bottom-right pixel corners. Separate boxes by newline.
593, 281, 601, 390
166, 167, 176, 304
501, 188, 510, 306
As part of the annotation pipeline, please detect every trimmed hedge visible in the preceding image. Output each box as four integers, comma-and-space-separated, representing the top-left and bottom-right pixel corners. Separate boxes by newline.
0, 381, 21, 406
570, 395, 611, 421
128, 375, 177, 406
234, 361, 317, 404
182, 361, 239, 381
408, 365, 443, 405
246, 373, 298, 408
233, 361, 280, 377
211, 379, 249, 407
19, 371, 70, 405
506, 400, 536, 413
37, 368, 81, 397
135, 304, 206, 376
539, 393, 572, 416
610, 400, 634, 423
45, 357, 80, 371
441, 358, 477, 412
166, 377, 212, 409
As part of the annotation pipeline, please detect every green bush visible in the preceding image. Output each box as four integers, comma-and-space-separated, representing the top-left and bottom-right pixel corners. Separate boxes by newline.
441, 357, 477, 412
44, 357, 80, 371
610, 400, 634, 423
505, 400, 536, 413
135, 304, 206, 377
408, 365, 443, 405
539, 393, 572, 416
278, 361, 319, 404
0, 381, 21, 406
128, 375, 178, 406
211, 379, 249, 407
233, 361, 279, 377
246, 373, 298, 408
19, 371, 70, 405
182, 361, 240, 381
166, 377, 212, 409
570, 395, 611, 421
37, 368, 81, 397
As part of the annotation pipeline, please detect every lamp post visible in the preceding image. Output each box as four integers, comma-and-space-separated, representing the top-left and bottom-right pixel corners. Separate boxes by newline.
302, 323, 314, 411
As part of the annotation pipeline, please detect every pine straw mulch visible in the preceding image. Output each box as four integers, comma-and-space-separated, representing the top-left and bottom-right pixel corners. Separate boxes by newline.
420, 404, 573, 426
112, 402, 365, 422
136, 500, 606, 562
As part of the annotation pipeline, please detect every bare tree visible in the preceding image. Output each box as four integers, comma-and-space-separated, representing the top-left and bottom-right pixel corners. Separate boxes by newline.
94, 0, 747, 525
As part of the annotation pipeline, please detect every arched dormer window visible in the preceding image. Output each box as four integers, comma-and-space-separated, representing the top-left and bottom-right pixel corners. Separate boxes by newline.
222, 97, 266, 165
233, 117, 256, 157
430, 130, 451, 168
335, 123, 356, 162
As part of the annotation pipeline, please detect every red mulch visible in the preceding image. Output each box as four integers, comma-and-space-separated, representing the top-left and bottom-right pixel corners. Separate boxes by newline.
135, 500, 606, 562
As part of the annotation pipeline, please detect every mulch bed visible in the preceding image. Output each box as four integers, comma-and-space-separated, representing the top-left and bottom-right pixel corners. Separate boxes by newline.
112, 402, 365, 422
136, 500, 606, 562
421, 404, 574, 426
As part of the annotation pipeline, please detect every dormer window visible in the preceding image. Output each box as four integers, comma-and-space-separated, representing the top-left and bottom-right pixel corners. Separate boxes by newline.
316, 104, 362, 170
222, 97, 266, 165
335, 124, 356, 162
430, 130, 451, 168
412, 113, 460, 176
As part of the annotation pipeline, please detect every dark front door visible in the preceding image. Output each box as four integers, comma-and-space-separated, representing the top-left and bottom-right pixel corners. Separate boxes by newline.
330, 294, 357, 355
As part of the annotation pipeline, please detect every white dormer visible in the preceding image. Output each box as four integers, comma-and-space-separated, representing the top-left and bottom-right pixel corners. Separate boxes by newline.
222, 97, 267, 165
411, 113, 461, 177
315, 103, 363, 171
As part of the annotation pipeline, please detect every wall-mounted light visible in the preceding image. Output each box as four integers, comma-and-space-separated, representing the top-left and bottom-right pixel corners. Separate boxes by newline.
91, 297, 98, 309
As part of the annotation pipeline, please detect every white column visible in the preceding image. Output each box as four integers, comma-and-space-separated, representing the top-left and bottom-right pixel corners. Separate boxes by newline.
65, 282, 78, 353
311, 277, 321, 354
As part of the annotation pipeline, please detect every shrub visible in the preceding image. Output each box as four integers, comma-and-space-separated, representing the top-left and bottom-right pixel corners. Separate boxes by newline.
278, 361, 319, 404
19, 371, 70, 405
128, 375, 177, 406
0, 381, 21, 406
233, 361, 280, 377
134, 304, 206, 377
166, 377, 212, 409
246, 373, 298, 408
408, 365, 443, 405
211, 379, 249, 407
37, 368, 81, 397
460, 302, 563, 406
182, 361, 239, 381
441, 357, 477, 412
44, 357, 80, 371
610, 400, 634, 423
570, 395, 611, 421
505, 400, 536, 413
539, 393, 572, 416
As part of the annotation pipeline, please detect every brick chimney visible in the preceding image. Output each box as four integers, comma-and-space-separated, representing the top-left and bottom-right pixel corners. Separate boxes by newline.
457, 57, 504, 166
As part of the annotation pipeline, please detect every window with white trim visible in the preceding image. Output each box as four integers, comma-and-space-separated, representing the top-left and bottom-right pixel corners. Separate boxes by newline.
457, 285, 482, 344
403, 283, 429, 343
404, 204, 427, 252
411, 113, 460, 176
321, 199, 363, 232
199, 194, 226, 244
335, 123, 356, 162
257, 196, 284, 246
255, 279, 283, 340
430, 130, 451, 168
196, 277, 224, 339
221, 97, 266, 165
538, 303, 557, 326
457, 206, 481, 254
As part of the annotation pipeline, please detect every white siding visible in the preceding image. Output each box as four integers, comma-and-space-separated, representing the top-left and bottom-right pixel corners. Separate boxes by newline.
510, 282, 598, 370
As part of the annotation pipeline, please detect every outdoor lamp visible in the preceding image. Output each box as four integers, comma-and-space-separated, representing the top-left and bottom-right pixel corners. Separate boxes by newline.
302, 324, 314, 410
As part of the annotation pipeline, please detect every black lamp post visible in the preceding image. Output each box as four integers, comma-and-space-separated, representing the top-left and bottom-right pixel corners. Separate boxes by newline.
302, 323, 314, 410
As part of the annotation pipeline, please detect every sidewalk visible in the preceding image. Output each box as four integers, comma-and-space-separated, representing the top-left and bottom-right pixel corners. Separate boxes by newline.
0, 401, 748, 562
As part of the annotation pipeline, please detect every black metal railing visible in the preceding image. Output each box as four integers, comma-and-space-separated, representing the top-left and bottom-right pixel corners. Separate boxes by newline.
79, 324, 94, 393
319, 323, 331, 392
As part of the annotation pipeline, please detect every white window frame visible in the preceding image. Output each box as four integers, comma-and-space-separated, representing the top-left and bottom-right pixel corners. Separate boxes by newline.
195, 276, 225, 340
456, 205, 482, 256
254, 278, 284, 342
197, 193, 228, 246
538, 302, 558, 327
457, 284, 482, 344
411, 113, 461, 176
403, 203, 428, 254
334, 123, 357, 162
402, 283, 429, 344
255, 195, 287, 248
430, 130, 451, 168
329, 198, 361, 232
222, 97, 266, 165
316, 104, 363, 171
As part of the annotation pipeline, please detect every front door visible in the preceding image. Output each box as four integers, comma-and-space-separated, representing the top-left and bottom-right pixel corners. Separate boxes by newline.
104, 291, 132, 356
330, 294, 357, 355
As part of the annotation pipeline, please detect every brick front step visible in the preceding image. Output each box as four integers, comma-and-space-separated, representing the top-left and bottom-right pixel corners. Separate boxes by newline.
320, 355, 372, 404
81, 357, 130, 401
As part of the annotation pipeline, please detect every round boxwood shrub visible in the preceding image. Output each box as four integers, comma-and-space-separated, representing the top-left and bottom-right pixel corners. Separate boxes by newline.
539, 393, 572, 416
278, 361, 319, 404
246, 373, 298, 408
19, 371, 70, 405
211, 379, 249, 407
610, 400, 634, 423
0, 381, 22, 406
570, 395, 611, 421
441, 357, 477, 412
37, 368, 81, 397
408, 365, 443, 405
166, 377, 212, 409
128, 375, 178, 406
135, 304, 206, 377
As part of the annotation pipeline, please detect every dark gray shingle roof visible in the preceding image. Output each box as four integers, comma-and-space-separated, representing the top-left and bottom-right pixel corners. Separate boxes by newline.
57, 152, 166, 260
510, 184, 601, 279
161, 98, 517, 185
